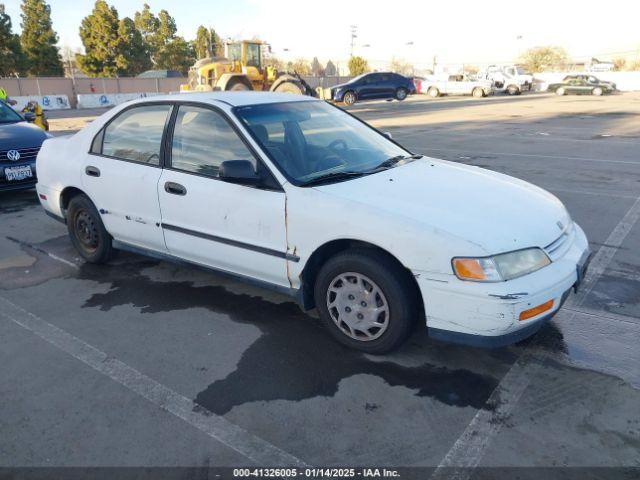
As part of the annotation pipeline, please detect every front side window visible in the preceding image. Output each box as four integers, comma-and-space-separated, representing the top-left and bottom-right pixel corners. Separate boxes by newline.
245, 43, 261, 69
101, 104, 171, 165
171, 105, 255, 177
0, 101, 22, 124
235, 101, 409, 185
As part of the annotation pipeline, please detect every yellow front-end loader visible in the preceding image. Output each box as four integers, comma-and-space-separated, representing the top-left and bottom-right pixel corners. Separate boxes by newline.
180, 40, 317, 97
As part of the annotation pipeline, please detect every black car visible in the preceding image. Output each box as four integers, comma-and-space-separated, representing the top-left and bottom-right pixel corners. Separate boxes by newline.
547, 75, 615, 96
0, 100, 49, 192
331, 72, 416, 105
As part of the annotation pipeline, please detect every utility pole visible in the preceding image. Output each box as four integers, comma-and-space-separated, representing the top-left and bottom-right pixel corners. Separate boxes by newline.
350, 25, 358, 57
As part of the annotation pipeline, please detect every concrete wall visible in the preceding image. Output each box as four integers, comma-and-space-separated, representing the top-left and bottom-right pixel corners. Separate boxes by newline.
0, 77, 76, 106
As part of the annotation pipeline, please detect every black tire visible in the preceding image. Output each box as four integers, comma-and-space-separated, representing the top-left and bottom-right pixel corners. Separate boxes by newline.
592, 87, 603, 96
273, 80, 305, 95
66, 194, 113, 264
342, 90, 357, 105
228, 81, 251, 91
506, 85, 519, 96
472, 87, 484, 98
314, 249, 417, 354
427, 87, 440, 98
395, 87, 408, 101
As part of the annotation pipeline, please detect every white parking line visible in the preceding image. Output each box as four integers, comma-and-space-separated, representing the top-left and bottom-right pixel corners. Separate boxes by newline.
421, 147, 640, 166
0, 296, 308, 467
429, 195, 640, 479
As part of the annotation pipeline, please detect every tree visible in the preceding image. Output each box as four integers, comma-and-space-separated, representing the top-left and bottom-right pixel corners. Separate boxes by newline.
76, 0, 121, 76
324, 60, 336, 76
155, 37, 194, 74
311, 57, 324, 77
133, 3, 159, 52
116, 17, 151, 75
389, 57, 414, 76
0, 4, 26, 76
348, 55, 369, 76
518, 46, 568, 73
612, 57, 626, 71
287, 58, 310, 75
194, 25, 222, 59
20, 0, 63, 76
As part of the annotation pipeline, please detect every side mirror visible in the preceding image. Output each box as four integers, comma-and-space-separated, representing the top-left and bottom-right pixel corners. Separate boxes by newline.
383, 131, 393, 139
23, 112, 36, 122
219, 160, 261, 185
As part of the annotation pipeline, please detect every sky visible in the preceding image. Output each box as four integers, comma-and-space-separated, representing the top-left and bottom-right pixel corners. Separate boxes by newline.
3, 0, 640, 72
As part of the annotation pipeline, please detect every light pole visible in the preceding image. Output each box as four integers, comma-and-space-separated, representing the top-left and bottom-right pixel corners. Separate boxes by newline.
350, 25, 358, 57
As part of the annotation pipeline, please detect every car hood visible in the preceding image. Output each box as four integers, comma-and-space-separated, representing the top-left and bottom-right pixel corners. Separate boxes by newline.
313, 159, 570, 254
0, 121, 48, 150
331, 82, 352, 91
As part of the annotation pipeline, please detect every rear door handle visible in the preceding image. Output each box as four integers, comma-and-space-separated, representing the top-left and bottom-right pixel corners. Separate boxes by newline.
85, 166, 100, 177
164, 181, 187, 196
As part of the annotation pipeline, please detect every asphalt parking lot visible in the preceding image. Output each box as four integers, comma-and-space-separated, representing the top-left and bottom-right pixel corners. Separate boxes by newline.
1, 92, 639, 477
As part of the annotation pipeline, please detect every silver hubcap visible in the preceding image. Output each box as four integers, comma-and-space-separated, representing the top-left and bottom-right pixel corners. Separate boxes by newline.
398, 89, 406, 99
326, 272, 389, 341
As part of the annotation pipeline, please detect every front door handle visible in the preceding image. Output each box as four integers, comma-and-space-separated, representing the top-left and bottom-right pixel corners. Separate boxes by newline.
164, 181, 187, 196
85, 166, 100, 177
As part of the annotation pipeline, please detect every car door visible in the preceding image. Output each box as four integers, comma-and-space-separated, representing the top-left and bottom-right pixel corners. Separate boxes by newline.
158, 103, 290, 288
358, 74, 379, 99
377, 74, 394, 98
82, 103, 172, 252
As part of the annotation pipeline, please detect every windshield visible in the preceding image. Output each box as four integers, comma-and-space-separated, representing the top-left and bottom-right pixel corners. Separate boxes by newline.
234, 101, 410, 185
0, 101, 22, 124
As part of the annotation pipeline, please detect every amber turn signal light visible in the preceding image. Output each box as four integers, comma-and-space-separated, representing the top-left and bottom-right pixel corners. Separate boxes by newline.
519, 299, 554, 321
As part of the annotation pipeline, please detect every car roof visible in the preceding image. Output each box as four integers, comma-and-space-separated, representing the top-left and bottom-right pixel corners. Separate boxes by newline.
127, 91, 318, 108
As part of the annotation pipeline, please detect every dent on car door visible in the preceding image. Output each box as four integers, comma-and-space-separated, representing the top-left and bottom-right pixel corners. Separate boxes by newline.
82, 103, 171, 251
158, 104, 291, 287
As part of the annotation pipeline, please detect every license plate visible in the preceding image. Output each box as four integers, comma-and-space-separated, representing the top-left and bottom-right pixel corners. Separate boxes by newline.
5, 165, 33, 181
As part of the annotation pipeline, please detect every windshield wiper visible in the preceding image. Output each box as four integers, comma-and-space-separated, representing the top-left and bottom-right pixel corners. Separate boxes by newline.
299, 170, 366, 187
367, 154, 423, 172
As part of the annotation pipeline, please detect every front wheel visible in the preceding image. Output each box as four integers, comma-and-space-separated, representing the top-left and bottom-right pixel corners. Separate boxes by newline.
592, 87, 603, 96
395, 87, 408, 101
427, 87, 440, 98
67, 194, 114, 264
472, 87, 485, 98
555, 87, 566, 96
506, 85, 520, 95
342, 91, 357, 105
314, 250, 416, 354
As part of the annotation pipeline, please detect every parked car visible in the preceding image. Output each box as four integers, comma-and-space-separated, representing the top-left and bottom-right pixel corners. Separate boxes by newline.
559, 74, 616, 91
476, 65, 533, 95
330, 72, 416, 105
421, 74, 493, 98
36, 92, 590, 353
0, 100, 49, 192
547, 76, 615, 96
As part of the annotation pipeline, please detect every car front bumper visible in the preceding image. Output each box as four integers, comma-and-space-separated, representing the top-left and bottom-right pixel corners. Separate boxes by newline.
0, 159, 37, 191
414, 223, 590, 347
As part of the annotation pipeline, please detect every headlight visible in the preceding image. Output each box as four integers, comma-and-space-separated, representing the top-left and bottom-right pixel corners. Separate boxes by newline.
452, 248, 551, 282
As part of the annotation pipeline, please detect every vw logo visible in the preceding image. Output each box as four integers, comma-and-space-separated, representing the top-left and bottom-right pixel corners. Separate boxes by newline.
7, 150, 20, 161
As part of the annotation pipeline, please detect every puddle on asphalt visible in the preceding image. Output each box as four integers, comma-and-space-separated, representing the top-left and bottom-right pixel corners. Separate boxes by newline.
74, 259, 502, 413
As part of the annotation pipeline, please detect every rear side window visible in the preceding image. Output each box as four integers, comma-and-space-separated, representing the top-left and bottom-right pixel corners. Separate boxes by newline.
99, 104, 172, 165
170, 105, 256, 177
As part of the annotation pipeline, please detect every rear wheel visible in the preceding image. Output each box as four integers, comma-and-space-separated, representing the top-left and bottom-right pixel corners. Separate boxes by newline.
66, 194, 113, 264
506, 84, 520, 95
343, 91, 357, 105
592, 87, 603, 96
427, 87, 440, 98
472, 87, 485, 98
228, 81, 251, 91
314, 250, 416, 354
395, 87, 408, 101
555, 87, 566, 96
273, 80, 305, 95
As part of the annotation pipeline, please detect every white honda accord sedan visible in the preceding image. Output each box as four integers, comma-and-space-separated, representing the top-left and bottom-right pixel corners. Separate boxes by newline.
36, 92, 590, 353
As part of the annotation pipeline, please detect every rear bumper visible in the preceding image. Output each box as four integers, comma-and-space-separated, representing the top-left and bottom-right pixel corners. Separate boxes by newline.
415, 223, 590, 347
